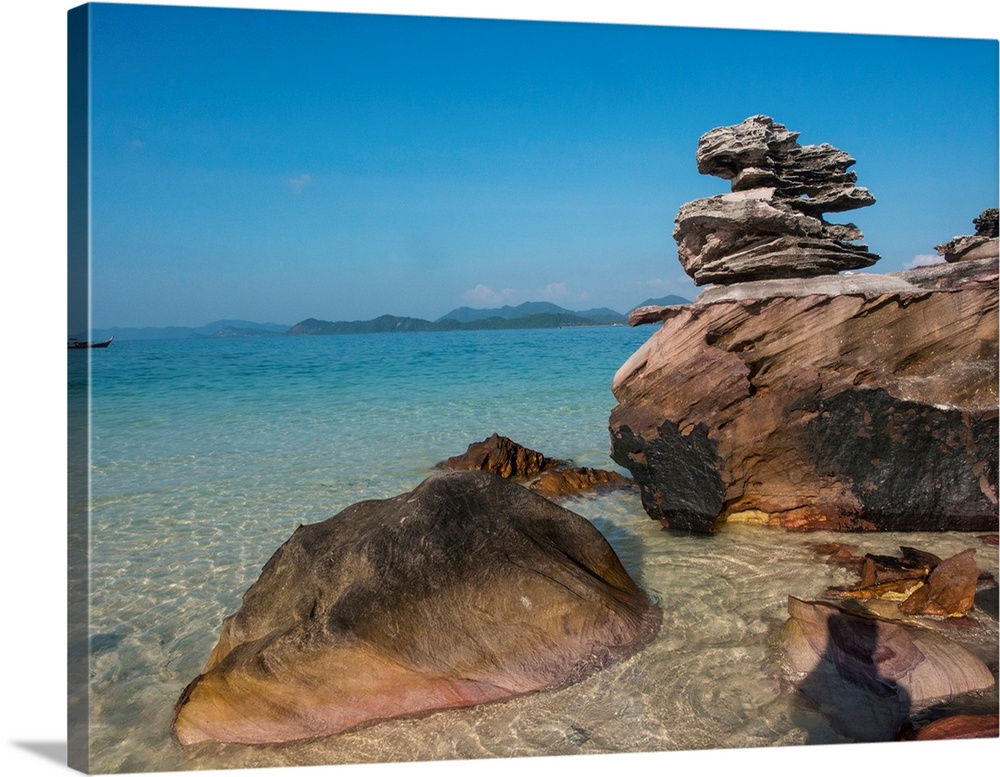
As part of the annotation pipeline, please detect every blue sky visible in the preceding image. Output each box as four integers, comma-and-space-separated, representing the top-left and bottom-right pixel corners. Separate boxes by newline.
84, 2, 998, 328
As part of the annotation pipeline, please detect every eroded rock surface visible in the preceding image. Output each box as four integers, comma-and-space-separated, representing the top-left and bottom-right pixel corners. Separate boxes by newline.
610, 258, 999, 533
528, 466, 634, 498
783, 596, 995, 741
173, 471, 660, 745
935, 207, 999, 264
438, 432, 555, 478
674, 115, 879, 285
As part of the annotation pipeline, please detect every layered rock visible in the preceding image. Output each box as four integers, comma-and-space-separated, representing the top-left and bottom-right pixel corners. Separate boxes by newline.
935, 207, 999, 264
609, 257, 999, 533
173, 470, 659, 745
674, 115, 879, 285
782, 596, 995, 741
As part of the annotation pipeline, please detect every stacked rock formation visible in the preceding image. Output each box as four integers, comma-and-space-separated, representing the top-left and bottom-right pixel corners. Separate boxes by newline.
935, 207, 1000, 264
609, 117, 999, 534
673, 115, 879, 285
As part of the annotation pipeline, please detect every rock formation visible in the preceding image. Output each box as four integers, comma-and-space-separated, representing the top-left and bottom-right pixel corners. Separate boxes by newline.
440, 433, 634, 498
528, 466, 634, 498
437, 432, 556, 478
172, 471, 659, 745
609, 116, 999, 534
935, 207, 1000, 264
673, 115, 879, 285
825, 547, 985, 618
782, 596, 995, 741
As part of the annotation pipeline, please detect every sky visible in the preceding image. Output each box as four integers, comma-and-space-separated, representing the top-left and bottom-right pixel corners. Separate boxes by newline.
78, 2, 999, 329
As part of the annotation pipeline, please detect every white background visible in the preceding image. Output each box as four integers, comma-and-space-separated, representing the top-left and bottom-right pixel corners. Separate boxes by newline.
2, 1, 998, 775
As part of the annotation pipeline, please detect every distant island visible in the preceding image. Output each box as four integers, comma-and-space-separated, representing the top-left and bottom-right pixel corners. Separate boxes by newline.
89, 296, 690, 341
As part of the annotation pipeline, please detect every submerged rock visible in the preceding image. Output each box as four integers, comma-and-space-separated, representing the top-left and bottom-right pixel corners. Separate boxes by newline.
172, 471, 660, 745
528, 466, 634, 498
674, 115, 878, 285
900, 713, 1000, 740
609, 257, 999, 533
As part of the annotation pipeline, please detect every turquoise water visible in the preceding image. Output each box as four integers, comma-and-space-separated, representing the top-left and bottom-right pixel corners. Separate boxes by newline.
78, 327, 999, 774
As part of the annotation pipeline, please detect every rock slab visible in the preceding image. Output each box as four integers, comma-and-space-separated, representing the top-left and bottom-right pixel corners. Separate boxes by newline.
173, 470, 660, 745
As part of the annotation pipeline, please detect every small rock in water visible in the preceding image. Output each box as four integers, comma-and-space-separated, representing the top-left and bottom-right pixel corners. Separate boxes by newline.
437, 432, 556, 478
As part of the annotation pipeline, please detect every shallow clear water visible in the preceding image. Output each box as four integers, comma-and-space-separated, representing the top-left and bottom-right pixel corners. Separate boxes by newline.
79, 327, 999, 774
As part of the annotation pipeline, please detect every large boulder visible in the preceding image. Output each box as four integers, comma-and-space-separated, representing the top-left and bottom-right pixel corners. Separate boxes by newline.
609, 258, 999, 533
172, 471, 660, 745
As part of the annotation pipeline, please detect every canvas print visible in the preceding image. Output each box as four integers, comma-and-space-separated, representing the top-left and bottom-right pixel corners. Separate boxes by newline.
67, 2, 999, 774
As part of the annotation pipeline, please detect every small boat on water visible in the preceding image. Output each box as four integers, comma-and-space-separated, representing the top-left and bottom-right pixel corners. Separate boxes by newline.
68, 335, 114, 349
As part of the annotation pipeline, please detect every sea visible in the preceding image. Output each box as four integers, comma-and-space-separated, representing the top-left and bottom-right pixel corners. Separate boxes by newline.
70, 325, 999, 774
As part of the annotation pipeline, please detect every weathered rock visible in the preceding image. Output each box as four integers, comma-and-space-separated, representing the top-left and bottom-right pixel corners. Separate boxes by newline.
974, 208, 999, 238
528, 467, 634, 498
825, 547, 981, 618
935, 208, 1000, 263
674, 115, 879, 285
897, 549, 980, 618
438, 432, 555, 478
674, 191, 879, 285
172, 471, 660, 745
783, 597, 995, 741
900, 713, 1000, 740
609, 258, 999, 533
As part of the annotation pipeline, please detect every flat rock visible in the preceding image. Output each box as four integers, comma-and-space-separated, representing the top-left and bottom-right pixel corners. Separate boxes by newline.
528, 467, 634, 498
173, 471, 660, 745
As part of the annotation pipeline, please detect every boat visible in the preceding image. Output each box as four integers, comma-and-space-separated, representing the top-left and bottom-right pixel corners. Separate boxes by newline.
68, 335, 114, 349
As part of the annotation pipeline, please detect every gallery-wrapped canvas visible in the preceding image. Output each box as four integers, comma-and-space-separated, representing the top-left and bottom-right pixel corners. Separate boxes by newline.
63, 1, 998, 775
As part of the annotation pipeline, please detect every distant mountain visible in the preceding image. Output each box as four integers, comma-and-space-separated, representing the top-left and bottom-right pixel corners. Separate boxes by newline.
88, 320, 290, 341
437, 301, 627, 325
436, 301, 573, 323
287, 311, 609, 336
633, 294, 690, 309
287, 315, 439, 336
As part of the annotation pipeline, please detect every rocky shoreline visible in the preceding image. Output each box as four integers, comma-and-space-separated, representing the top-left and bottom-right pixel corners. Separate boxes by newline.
173, 116, 998, 751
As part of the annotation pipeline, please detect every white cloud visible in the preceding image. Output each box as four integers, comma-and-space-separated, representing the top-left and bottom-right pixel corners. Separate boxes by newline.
287, 174, 312, 194
904, 254, 944, 270
542, 282, 567, 298
463, 284, 516, 305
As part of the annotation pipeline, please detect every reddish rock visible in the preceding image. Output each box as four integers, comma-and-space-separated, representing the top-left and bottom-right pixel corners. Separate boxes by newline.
173, 471, 659, 745
528, 467, 634, 498
898, 549, 980, 617
609, 258, 999, 533
901, 713, 999, 740
438, 433, 556, 478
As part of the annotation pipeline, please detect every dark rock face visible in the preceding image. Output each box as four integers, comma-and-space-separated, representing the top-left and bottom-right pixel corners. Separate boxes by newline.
172, 471, 660, 745
974, 208, 999, 238
674, 115, 878, 285
438, 432, 555, 478
609, 258, 999, 533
